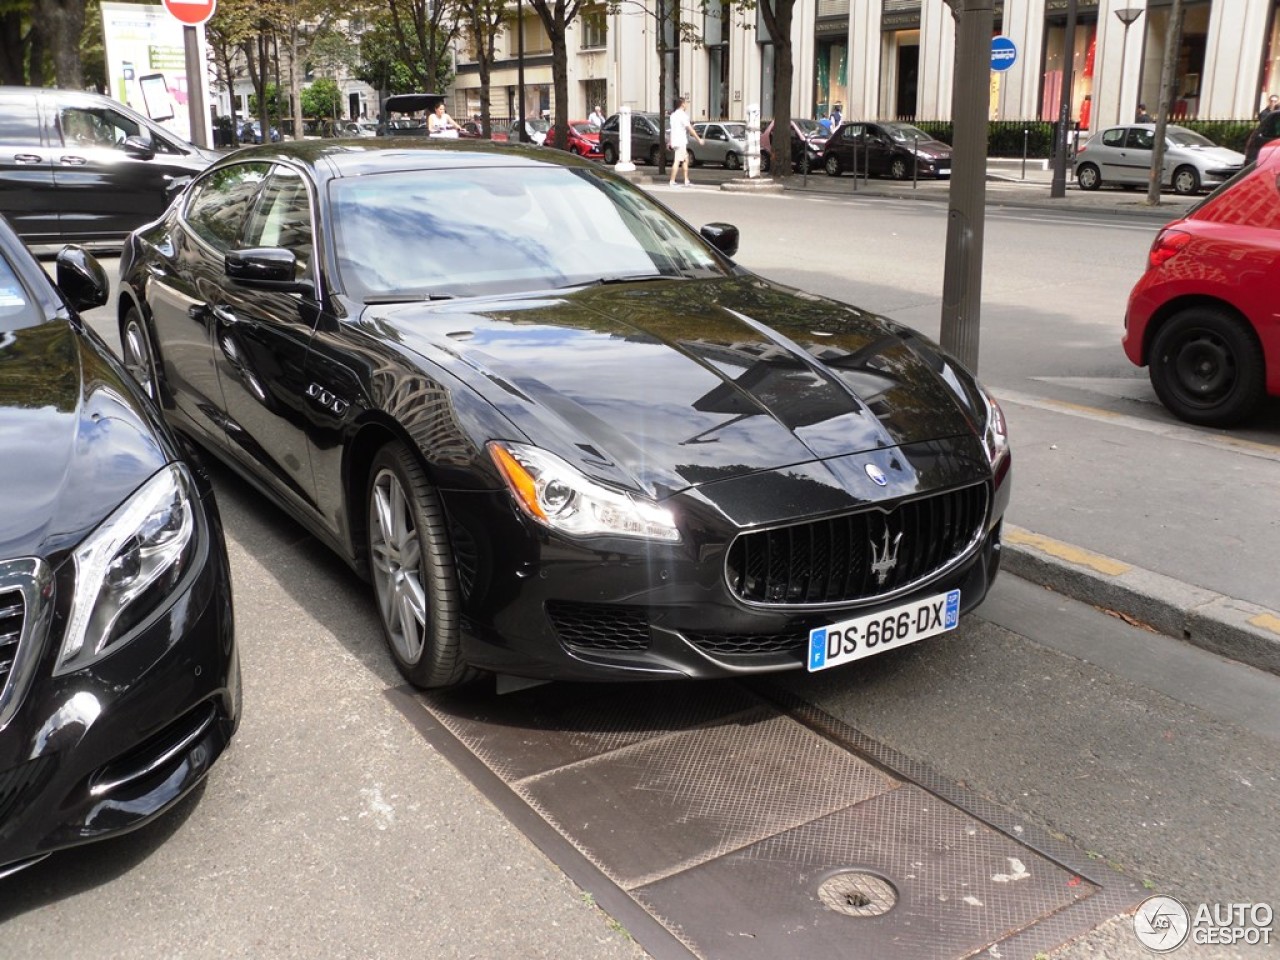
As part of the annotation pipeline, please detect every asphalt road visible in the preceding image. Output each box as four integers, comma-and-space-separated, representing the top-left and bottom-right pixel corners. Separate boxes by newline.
8, 201, 1277, 959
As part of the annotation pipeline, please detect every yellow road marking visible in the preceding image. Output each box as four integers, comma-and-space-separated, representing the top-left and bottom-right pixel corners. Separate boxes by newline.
1249, 613, 1280, 637
1004, 528, 1132, 576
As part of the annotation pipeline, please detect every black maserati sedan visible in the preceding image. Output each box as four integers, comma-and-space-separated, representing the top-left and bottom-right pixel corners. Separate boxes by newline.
117, 139, 1010, 689
0, 221, 238, 879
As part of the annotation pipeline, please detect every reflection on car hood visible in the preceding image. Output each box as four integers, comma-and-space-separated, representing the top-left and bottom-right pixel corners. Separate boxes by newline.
1175, 145, 1245, 166
369, 277, 983, 499
0, 321, 168, 561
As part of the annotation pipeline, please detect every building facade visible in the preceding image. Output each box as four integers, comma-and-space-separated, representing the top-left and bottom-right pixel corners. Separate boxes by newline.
451, 0, 1279, 129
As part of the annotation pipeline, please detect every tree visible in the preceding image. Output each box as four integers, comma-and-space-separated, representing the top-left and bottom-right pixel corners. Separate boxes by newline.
302, 76, 342, 118
0, 0, 41, 85
36, 0, 84, 87
755, 0, 798, 179
461, 0, 508, 137
207, 0, 259, 127
526, 0, 583, 157
385, 0, 457, 93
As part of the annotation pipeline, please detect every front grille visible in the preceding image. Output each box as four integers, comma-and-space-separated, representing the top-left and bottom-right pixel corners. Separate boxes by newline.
0, 589, 23, 697
684, 630, 807, 657
0, 755, 55, 825
547, 601, 651, 652
726, 482, 988, 606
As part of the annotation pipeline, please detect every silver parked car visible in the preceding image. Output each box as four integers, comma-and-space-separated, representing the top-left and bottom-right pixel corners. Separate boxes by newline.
1073, 124, 1245, 195
690, 121, 748, 169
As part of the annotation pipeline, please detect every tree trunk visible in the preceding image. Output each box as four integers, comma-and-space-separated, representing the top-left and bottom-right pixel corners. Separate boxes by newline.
0, 13, 25, 84
29, 23, 46, 86
39, 0, 85, 89
290, 16, 304, 140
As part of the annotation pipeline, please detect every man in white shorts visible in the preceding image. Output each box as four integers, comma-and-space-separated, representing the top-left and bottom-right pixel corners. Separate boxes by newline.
668, 96, 703, 187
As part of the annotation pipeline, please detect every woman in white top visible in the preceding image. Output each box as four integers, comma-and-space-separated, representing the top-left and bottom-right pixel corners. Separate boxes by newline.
428, 103, 460, 138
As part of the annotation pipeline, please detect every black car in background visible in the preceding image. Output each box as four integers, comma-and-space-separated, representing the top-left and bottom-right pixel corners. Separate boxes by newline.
117, 140, 1009, 690
0, 218, 239, 879
822, 121, 952, 180
598, 111, 664, 165
761, 118, 829, 173
0, 87, 218, 245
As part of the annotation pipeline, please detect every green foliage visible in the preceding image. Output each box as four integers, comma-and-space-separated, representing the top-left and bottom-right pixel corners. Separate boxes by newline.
249, 82, 286, 121
301, 77, 342, 118
356, 13, 451, 96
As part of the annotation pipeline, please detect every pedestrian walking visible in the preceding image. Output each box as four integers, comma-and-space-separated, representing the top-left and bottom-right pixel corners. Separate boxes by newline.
667, 96, 703, 187
830, 104, 843, 128
1259, 94, 1279, 120
1135, 103, 1153, 123
588, 104, 605, 128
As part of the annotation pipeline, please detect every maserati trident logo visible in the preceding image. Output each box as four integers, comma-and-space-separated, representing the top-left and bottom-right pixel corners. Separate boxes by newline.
869, 523, 903, 586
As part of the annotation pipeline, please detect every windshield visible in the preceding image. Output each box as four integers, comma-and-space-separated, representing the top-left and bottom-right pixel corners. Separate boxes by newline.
794, 119, 822, 135
572, 122, 598, 135
331, 166, 730, 300
529, 119, 551, 133
885, 124, 932, 142
722, 123, 746, 139
1167, 128, 1217, 148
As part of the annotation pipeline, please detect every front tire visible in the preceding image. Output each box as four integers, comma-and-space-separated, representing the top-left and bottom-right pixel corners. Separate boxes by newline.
367, 442, 472, 688
1148, 307, 1266, 427
648, 145, 661, 166
890, 157, 909, 180
725, 151, 740, 170
824, 153, 842, 177
121, 307, 158, 401
1172, 165, 1201, 195
1076, 163, 1101, 190
602, 141, 618, 165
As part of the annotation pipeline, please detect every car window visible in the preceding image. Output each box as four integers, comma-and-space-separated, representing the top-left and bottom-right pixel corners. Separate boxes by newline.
885, 124, 929, 142
0, 251, 40, 332
57, 106, 141, 148
602, 116, 618, 132
184, 162, 271, 252
1102, 128, 1126, 147
841, 124, 864, 142
0, 95, 42, 146
1166, 128, 1215, 148
723, 123, 746, 139
242, 166, 313, 277
1126, 128, 1154, 150
330, 166, 730, 299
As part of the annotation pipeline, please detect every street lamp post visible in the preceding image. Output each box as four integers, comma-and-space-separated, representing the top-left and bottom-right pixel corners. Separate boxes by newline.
517, 0, 527, 143
1050, 0, 1079, 198
1114, 7, 1144, 125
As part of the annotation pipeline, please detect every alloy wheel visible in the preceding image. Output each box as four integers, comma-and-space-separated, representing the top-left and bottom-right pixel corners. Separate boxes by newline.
122, 315, 156, 400
369, 468, 427, 665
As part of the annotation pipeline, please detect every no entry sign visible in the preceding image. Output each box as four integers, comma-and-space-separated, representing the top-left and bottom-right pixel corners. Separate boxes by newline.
162, 0, 216, 27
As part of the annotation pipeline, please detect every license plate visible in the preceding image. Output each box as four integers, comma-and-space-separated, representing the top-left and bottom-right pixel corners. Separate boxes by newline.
807, 589, 960, 672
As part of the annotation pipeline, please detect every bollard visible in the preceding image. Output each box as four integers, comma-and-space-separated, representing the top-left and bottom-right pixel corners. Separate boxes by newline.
615, 104, 636, 173
913, 134, 919, 189
745, 104, 761, 179
1022, 127, 1028, 180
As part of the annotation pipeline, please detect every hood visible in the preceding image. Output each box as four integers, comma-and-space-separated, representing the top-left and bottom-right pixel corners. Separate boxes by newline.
0, 320, 170, 562
912, 140, 951, 158
368, 277, 983, 499
1178, 145, 1245, 166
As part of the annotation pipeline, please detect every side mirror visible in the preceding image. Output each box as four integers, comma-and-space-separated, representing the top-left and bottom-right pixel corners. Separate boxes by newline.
55, 246, 110, 311
700, 222, 739, 258
122, 135, 155, 160
225, 247, 314, 296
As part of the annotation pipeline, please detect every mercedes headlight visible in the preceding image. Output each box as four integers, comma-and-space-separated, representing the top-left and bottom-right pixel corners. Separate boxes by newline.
489, 442, 680, 542
58, 463, 198, 674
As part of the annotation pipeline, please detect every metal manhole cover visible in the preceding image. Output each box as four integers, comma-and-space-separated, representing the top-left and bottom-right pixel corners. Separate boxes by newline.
818, 871, 897, 917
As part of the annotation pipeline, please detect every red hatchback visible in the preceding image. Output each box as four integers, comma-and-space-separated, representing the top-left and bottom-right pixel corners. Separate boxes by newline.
545, 120, 602, 158
1124, 143, 1280, 426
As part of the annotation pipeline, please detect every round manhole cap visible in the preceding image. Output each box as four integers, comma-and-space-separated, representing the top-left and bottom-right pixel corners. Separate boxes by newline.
818, 872, 897, 917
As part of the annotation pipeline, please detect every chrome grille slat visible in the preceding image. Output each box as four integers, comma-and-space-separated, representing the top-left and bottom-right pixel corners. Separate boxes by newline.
0, 587, 23, 690
725, 483, 989, 608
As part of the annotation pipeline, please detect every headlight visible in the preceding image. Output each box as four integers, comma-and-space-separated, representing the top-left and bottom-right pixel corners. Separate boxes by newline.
979, 387, 1010, 467
57, 463, 197, 674
489, 442, 681, 543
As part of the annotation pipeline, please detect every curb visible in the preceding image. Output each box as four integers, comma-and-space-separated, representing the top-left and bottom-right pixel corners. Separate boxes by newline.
1001, 525, 1280, 676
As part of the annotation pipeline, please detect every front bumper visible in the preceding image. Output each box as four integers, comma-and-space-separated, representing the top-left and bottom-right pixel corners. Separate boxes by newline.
445, 442, 1010, 682
0, 494, 238, 877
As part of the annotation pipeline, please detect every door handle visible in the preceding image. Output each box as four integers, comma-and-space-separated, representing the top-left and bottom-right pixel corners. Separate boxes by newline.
59, 155, 88, 166
14, 154, 43, 164
211, 305, 241, 327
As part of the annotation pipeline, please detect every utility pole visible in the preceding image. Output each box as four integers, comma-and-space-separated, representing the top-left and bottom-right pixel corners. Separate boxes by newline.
1147, 0, 1185, 206
517, 0, 527, 142
1049, 0, 1078, 198
939, 0, 993, 373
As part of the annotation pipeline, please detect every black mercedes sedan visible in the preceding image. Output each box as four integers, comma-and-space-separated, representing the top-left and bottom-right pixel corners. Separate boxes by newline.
117, 140, 1010, 689
0, 220, 239, 879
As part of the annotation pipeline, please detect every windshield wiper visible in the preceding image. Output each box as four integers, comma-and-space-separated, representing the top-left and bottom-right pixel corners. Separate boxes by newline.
362, 293, 456, 304
559, 274, 685, 289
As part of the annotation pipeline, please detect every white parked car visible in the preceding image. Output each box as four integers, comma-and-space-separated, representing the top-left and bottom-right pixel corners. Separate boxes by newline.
1073, 124, 1245, 195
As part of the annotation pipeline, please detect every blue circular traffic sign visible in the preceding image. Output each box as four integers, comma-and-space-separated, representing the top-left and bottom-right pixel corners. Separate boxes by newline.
991, 36, 1017, 72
